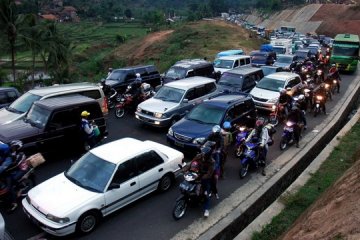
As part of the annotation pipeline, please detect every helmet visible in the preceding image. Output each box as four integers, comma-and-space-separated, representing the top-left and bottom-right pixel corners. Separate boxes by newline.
10, 140, 23, 150
280, 88, 286, 94
136, 73, 141, 78
298, 94, 305, 101
212, 125, 221, 133
200, 146, 212, 161
255, 118, 265, 127
223, 121, 231, 130
331, 63, 336, 67
190, 161, 200, 172
81, 111, 90, 117
100, 78, 106, 84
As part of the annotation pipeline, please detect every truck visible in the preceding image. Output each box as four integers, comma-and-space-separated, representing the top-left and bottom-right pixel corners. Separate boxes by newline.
270, 38, 292, 55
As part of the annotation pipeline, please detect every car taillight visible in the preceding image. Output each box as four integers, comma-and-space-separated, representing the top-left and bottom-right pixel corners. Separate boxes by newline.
103, 97, 109, 115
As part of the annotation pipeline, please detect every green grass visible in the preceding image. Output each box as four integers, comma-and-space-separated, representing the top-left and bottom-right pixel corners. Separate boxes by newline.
251, 122, 360, 240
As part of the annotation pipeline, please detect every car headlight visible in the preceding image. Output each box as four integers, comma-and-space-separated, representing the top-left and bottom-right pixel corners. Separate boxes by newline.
268, 98, 278, 103
192, 137, 205, 144
46, 214, 70, 224
154, 112, 163, 118
168, 127, 173, 136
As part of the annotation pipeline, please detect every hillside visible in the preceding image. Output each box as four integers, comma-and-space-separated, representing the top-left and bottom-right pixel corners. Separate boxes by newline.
245, 3, 360, 37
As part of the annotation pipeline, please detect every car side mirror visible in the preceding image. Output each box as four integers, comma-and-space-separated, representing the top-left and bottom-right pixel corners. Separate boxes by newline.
183, 99, 189, 103
108, 182, 120, 190
286, 87, 292, 91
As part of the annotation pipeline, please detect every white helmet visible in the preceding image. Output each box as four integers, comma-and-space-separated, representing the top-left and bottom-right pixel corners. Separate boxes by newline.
136, 73, 141, 78
298, 94, 305, 101
212, 125, 221, 133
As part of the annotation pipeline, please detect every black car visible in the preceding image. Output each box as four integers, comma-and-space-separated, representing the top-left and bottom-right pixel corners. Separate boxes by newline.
294, 49, 311, 62
167, 93, 256, 152
250, 51, 276, 67
0, 87, 20, 109
162, 59, 216, 84
217, 67, 264, 93
105, 65, 161, 93
0, 95, 107, 155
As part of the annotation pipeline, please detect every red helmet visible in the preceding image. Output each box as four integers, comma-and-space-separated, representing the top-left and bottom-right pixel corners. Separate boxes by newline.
190, 161, 200, 172
255, 118, 265, 127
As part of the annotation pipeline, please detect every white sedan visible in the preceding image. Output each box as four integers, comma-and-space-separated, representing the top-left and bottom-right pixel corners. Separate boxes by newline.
22, 138, 184, 236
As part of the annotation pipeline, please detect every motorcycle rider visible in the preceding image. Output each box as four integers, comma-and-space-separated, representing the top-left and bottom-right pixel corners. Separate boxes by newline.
199, 146, 215, 217
328, 64, 341, 93
100, 78, 113, 97
314, 83, 327, 114
246, 118, 269, 176
220, 121, 232, 179
126, 73, 143, 105
278, 88, 293, 117
287, 106, 302, 148
80, 111, 96, 149
295, 95, 308, 130
0, 143, 12, 174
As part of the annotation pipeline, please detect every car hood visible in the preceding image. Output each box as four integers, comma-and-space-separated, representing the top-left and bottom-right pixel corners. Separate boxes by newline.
214, 67, 230, 74
273, 62, 290, 68
0, 120, 40, 142
0, 108, 23, 125
138, 98, 179, 114
250, 86, 279, 101
171, 118, 213, 139
28, 173, 99, 217
104, 79, 120, 88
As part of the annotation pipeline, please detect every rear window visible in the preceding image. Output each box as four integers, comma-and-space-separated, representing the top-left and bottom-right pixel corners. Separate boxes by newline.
219, 73, 243, 87
80, 90, 101, 100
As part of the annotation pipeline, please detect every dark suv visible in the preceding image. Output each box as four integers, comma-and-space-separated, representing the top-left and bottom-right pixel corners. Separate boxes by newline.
0, 87, 20, 109
162, 59, 216, 84
0, 95, 107, 155
250, 51, 276, 67
167, 93, 256, 152
105, 65, 161, 93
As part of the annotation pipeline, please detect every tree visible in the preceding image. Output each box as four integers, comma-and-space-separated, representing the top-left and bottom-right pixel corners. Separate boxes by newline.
124, 9, 132, 19
0, 0, 26, 83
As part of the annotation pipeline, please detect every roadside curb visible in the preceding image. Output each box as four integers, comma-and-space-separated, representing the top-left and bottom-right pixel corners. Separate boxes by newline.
170, 68, 360, 240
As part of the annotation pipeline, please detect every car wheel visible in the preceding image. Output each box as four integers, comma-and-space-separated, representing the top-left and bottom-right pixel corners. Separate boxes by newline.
158, 174, 173, 192
76, 211, 100, 235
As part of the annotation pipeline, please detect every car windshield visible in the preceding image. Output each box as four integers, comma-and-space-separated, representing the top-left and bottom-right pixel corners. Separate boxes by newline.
165, 67, 186, 79
296, 51, 308, 58
7, 92, 41, 114
273, 47, 286, 54
333, 45, 359, 57
186, 104, 225, 125
261, 67, 277, 76
65, 152, 116, 193
25, 104, 51, 129
218, 73, 243, 87
251, 54, 267, 61
277, 56, 293, 64
256, 77, 285, 92
213, 59, 234, 69
106, 70, 127, 82
154, 86, 185, 103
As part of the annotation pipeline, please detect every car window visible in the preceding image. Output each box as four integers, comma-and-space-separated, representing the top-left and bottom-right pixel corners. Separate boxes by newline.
112, 160, 137, 185
240, 59, 245, 66
135, 151, 164, 174
185, 88, 196, 101
286, 78, 300, 88
226, 103, 246, 121
194, 86, 206, 98
49, 110, 76, 128
234, 60, 239, 68
80, 103, 102, 120
246, 58, 251, 64
0, 92, 7, 104
243, 76, 254, 89
125, 71, 136, 82
205, 82, 216, 93
79, 90, 101, 100
186, 70, 195, 77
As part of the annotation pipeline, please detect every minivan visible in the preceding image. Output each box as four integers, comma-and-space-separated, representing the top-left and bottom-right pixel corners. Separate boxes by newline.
217, 67, 264, 93
105, 65, 161, 93
162, 59, 216, 84
0, 95, 108, 155
213, 55, 252, 74
0, 83, 108, 125
250, 51, 275, 67
135, 77, 218, 128
0, 87, 20, 109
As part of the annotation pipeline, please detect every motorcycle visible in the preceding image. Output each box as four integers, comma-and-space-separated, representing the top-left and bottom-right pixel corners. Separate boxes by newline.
279, 121, 301, 150
313, 94, 326, 117
234, 125, 252, 157
239, 137, 261, 178
324, 83, 332, 101
327, 73, 340, 94
106, 87, 118, 109
314, 68, 324, 84
269, 102, 287, 126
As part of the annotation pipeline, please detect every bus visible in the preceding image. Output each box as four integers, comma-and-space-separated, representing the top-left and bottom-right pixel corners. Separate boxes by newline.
330, 34, 359, 73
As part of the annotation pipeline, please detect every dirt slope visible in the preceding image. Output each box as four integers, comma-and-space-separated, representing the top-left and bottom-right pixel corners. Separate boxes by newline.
280, 157, 360, 240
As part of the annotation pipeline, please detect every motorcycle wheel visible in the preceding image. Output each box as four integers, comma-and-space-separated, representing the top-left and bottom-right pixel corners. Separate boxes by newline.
239, 162, 249, 179
115, 108, 125, 118
279, 136, 288, 150
314, 108, 319, 117
172, 199, 187, 220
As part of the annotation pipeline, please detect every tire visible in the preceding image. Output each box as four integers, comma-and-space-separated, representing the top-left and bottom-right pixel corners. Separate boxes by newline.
115, 108, 125, 118
239, 162, 249, 179
158, 174, 173, 192
172, 199, 187, 220
279, 136, 288, 150
76, 211, 100, 235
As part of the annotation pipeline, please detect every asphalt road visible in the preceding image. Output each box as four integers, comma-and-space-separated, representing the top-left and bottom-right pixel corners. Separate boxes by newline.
2, 73, 354, 240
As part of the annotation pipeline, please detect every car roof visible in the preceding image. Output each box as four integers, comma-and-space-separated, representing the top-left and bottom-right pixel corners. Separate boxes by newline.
277, 54, 294, 58
90, 138, 152, 164
260, 65, 282, 69
113, 65, 156, 71
295, 49, 310, 53
226, 66, 262, 75
165, 77, 215, 90
217, 55, 251, 60
0, 87, 17, 91
250, 51, 269, 56
27, 83, 100, 97
34, 94, 97, 109
205, 94, 249, 109
265, 72, 299, 81
172, 59, 211, 69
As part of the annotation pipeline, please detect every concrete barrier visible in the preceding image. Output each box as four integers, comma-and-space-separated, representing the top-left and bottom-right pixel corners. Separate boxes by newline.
171, 68, 360, 240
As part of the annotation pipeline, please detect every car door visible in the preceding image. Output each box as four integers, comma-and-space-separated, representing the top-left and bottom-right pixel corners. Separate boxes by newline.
224, 102, 250, 127
285, 77, 301, 96
103, 159, 139, 214
134, 150, 165, 194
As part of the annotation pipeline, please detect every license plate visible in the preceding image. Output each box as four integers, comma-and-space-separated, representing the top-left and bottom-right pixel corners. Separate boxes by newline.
174, 141, 184, 148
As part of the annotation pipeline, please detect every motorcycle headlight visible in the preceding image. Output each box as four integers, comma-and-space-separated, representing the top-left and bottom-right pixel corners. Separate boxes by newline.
154, 112, 163, 118
192, 137, 205, 144
333, 80, 337, 84
239, 127, 246, 131
326, 55, 330, 59
317, 70, 322, 74
271, 105, 277, 111
316, 95, 323, 100
46, 214, 70, 224
306, 74, 310, 78
325, 83, 330, 88
286, 121, 292, 127
168, 127, 173, 136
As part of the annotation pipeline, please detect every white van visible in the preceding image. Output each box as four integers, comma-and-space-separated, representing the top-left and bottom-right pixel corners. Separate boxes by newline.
213, 55, 252, 74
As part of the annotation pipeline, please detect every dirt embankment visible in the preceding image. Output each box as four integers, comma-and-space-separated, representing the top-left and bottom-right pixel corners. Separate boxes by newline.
280, 157, 360, 240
